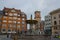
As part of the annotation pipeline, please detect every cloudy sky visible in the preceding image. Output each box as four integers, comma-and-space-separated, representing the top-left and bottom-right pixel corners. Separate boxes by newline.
0, 0, 60, 20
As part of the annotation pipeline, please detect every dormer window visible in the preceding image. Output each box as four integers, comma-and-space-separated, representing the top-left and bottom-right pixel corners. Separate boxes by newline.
11, 10, 15, 12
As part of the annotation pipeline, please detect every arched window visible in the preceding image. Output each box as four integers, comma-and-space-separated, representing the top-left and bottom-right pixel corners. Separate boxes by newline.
54, 21, 57, 25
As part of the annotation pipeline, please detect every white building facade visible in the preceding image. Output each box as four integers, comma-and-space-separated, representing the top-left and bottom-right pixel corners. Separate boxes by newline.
50, 9, 60, 36
44, 15, 52, 30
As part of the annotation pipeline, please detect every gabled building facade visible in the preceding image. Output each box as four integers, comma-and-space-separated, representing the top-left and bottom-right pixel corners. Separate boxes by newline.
1, 7, 27, 33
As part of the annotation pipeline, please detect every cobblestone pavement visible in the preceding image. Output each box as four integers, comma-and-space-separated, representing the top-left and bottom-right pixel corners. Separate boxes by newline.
1, 35, 60, 40
17, 35, 51, 40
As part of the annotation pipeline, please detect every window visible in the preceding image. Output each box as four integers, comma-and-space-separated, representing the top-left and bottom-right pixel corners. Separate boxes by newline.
12, 30, 16, 33
18, 15, 20, 16
49, 19, 51, 21
2, 28, 6, 32
59, 20, 60, 24
8, 21, 12, 23
59, 14, 60, 18
5, 13, 8, 15
3, 16, 7, 18
54, 26, 57, 30
13, 13, 17, 16
17, 22, 20, 24
54, 21, 57, 25
0, 15, 2, 18
3, 20, 7, 22
54, 17, 56, 19
9, 13, 13, 16
22, 25, 24, 28
8, 29, 11, 32
18, 18, 20, 20
17, 25, 20, 28
22, 18, 25, 20
13, 24, 16, 27
2, 24, 6, 27
13, 21, 16, 23
9, 17, 12, 19
22, 15, 25, 17
11, 10, 15, 12
13, 17, 17, 20
22, 22, 25, 24
54, 32, 58, 34
8, 24, 12, 27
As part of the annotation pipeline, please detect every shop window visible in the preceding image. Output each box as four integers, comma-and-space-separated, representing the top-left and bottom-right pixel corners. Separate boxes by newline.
2, 28, 6, 32
8, 29, 11, 32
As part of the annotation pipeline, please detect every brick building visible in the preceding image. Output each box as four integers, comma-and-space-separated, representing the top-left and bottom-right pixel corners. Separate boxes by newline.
1, 7, 27, 33
0, 10, 3, 32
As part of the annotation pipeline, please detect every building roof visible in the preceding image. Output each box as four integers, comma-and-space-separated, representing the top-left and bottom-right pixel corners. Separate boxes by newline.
50, 8, 60, 15
35, 11, 40, 14
3, 7, 21, 13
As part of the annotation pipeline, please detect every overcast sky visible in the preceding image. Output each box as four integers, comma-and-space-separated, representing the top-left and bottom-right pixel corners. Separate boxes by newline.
0, 0, 60, 20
